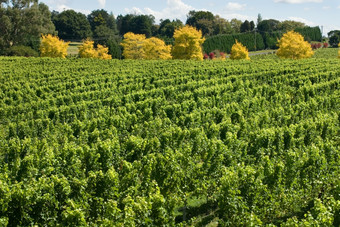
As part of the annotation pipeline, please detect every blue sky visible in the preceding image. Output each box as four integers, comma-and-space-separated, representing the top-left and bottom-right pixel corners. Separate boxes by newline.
42, 0, 340, 36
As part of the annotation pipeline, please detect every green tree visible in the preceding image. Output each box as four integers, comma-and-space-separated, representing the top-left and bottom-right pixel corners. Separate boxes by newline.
117, 14, 134, 36
240, 20, 251, 33
52, 10, 92, 40
257, 13, 262, 26
278, 20, 305, 31
328, 30, 340, 47
0, 1, 55, 53
250, 21, 255, 31
87, 9, 118, 37
257, 19, 280, 32
117, 14, 155, 38
230, 18, 242, 33
186, 10, 215, 36
213, 16, 233, 35
158, 19, 183, 38
130, 14, 155, 38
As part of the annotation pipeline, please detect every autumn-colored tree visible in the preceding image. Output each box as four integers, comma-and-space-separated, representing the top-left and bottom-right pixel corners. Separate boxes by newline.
121, 32, 146, 59
143, 37, 172, 60
171, 25, 205, 60
78, 39, 112, 59
230, 40, 250, 60
96, 44, 112, 60
78, 39, 97, 58
276, 31, 314, 59
40, 34, 69, 58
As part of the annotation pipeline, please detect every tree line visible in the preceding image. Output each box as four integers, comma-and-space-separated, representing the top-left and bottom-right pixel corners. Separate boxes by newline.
0, 0, 335, 58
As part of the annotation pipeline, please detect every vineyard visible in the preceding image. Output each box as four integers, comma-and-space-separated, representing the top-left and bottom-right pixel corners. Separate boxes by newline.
0, 50, 339, 226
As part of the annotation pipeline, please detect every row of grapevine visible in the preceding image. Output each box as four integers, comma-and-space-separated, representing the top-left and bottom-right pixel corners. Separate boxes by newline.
0, 56, 339, 225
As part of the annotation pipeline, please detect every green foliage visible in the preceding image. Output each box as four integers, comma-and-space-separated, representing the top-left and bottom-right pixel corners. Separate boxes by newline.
0, 56, 339, 225
117, 14, 155, 38
203, 32, 265, 54
0, 2, 55, 52
186, 10, 215, 36
204, 26, 322, 54
328, 30, 340, 47
52, 10, 92, 40
262, 31, 283, 49
158, 19, 183, 39
295, 26, 322, 42
104, 38, 122, 59
5, 45, 38, 57
257, 19, 281, 32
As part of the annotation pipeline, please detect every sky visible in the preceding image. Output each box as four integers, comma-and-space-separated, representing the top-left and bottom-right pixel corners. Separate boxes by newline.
42, 0, 340, 36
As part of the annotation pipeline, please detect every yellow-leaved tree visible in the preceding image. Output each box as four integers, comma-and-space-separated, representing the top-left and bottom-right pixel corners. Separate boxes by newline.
276, 31, 314, 59
40, 34, 69, 58
230, 40, 250, 60
172, 25, 205, 60
143, 37, 172, 60
78, 39, 112, 59
121, 32, 146, 59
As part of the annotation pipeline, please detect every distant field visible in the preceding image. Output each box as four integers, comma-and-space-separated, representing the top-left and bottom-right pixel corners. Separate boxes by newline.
67, 42, 82, 56
0, 48, 339, 226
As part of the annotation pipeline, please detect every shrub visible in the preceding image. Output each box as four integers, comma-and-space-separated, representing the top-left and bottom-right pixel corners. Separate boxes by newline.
172, 25, 205, 60
276, 31, 314, 59
5, 45, 38, 57
78, 39, 112, 59
95, 44, 112, 60
121, 33, 172, 60
209, 52, 215, 59
121, 32, 146, 59
40, 34, 69, 58
338, 43, 340, 59
311, 43, 322, 50
143, 37, 172, 60
203, 53, 209, 60
105, 38, 122, 59
323, 43, 329, 48
230, 40, 250, 60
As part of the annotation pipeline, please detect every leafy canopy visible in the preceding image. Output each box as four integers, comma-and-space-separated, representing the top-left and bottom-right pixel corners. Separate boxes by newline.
78, 39, 112, 59
276, 30, 314, 59
230, 40, 250, 60
120, 33, 171, 60
121, 32, 146, 59
143, 37, 172, 60
171, 25, 205, 60
40, 34, 69, 58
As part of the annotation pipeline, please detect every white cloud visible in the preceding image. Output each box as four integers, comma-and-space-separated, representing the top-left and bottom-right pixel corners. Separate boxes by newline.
125, 0, 194, 23
124, 7, 144, 15
225, 2, 246, 11
218, 13, 252, 21
275, 0, 323, 3
97, 0, 105, 8
47, 0, 90, 14
322, 6, 330, 10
